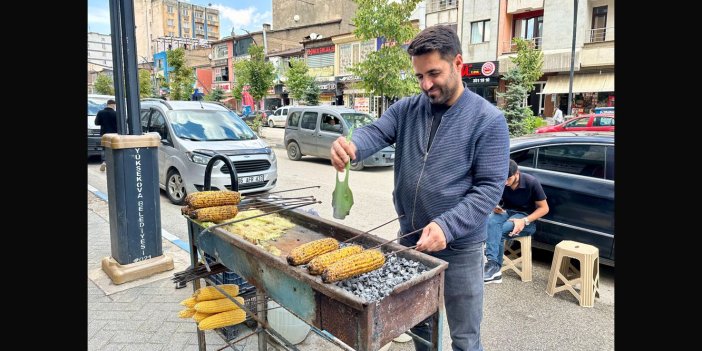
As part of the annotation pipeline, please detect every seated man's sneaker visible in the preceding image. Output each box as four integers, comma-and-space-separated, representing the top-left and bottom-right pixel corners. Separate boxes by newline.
484, 260, 502, 284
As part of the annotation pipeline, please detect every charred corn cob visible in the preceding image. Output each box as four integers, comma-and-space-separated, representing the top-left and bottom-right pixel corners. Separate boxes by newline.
307, 245, 364, 275
194, 296, 246, 314
192, 311, 213, 323
193, 284, 240, 301
185, 190, 241, 209
198, 308, 247, 330
322, 249, 386, 283
189, 205, 239, 222
180, 296, 197, 308
181, 205, 194, 217
178, 308, 196, 318
287, 238, 340, 266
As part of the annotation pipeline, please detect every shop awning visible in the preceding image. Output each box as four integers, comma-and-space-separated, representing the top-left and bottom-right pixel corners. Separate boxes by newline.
542, 73, 614, 94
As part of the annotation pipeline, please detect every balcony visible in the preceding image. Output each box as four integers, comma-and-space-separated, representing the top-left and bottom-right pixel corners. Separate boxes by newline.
426, 0, 458, 14
194, 15, 205, 23
195, 30, 205, 35
502, 37, 542, 53
586, 27, 614, 43
507, 0, 544, 14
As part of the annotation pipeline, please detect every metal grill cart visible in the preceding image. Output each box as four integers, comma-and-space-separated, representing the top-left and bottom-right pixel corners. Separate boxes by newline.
185, 154, 448, 350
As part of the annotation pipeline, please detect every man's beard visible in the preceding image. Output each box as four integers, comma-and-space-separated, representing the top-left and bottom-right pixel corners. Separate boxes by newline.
425, 68, 458, 105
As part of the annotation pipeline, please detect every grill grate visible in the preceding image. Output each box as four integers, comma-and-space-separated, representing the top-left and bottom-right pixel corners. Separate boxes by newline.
221, 160, 271, 174
225, 181, 268, 191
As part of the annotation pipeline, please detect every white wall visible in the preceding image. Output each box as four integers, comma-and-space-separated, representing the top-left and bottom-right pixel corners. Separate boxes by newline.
461, 0, 499, 62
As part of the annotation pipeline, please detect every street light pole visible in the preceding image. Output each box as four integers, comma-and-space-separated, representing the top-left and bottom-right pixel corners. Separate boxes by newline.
567, 0, 578, 115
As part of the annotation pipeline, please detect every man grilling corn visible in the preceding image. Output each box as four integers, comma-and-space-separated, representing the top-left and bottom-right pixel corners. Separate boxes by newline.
331, 26, 509, 351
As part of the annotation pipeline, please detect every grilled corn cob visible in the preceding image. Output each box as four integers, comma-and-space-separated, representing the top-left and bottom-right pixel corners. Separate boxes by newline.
185, 190, 241, 209
193, 284, 240, 301
286, 238, 340, 266
192, 311, 213, 323
178, 308, 196, 318
307, 245, 364, 275
189, 205, 239, 222
181, 205, 194, 217
322, 249, 386, 283
194, 296, 246, 314
198, 308, 247, 330
180, 296, 197, 308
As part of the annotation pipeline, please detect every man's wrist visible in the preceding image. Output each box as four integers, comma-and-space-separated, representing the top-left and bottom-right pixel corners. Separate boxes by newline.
523, 217, 531, 226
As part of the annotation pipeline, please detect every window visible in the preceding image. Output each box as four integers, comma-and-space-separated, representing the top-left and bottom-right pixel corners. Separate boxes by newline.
182, 9, 188, 16
101, 37, 106, 42
321, 113, 342, 133
287, 111, 301, 127
102, 43, 106, 49
536, 144, 605, 178
148, 110, 167, 139
140, 110, 151, 130
215, 45, 228, 59
513, 14, 543, 49
104, 60, 109, 65
471, 20, 490, 44
593, 117, 614, 127
591, 6, 608, 42
300, 112, 318, 130
167, 5, 174, 13
196, 24, 204, 31
167, 19, 174, 26
511, 148, 536, 168
566, 117, 589, 128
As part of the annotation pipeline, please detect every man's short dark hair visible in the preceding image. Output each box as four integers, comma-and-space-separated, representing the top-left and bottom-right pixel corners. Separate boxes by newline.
407, 25, 462, 62
107, 99, 116, 105
508, 159, 519, 177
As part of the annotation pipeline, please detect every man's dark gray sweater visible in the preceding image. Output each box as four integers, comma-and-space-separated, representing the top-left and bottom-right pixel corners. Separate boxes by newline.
352, 89, 510, 246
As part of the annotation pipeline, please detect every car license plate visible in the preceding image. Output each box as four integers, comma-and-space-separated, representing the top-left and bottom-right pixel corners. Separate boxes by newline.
238, 175, 264, 184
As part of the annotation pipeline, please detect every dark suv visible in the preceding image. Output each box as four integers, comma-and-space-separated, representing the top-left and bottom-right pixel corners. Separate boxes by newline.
509, 132, 614, 266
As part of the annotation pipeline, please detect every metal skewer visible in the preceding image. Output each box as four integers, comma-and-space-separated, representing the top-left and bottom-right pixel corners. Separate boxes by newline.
342, 215, 404, 243
384, 245, 418, 257
369, 228, 424, 250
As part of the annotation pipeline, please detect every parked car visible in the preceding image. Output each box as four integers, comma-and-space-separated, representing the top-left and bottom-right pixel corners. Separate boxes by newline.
594, 106, 614, 114
140, 99, 278, 204
88, 94, 115, 159
535, 114, 614, 133
267, 106, 292, 128
283, 106, 395, 171
509, 131, 614, 266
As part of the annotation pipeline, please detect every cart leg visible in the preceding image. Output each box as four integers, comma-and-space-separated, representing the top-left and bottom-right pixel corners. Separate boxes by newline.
432, 305, 445, 351
257, 291, 268, 351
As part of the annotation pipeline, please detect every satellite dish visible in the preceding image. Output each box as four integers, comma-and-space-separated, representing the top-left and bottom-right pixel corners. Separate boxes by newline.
316, 34, 323, 39
293, 15, 300, 22
309, 32, 318, 39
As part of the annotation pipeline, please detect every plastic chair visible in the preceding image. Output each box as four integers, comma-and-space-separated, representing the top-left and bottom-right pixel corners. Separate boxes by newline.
501, 235, 532, 282
546, 240, 600, 307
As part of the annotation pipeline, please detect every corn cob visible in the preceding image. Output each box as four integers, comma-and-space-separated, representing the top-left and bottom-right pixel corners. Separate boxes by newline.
198, 308, 247, 330
178, 308, 196, 318
307, 245, 364, 275
194, 296, 246, 314
189, 205, 239, 222
181, 205, 194, 217
193, 284, 240, 301
192, 311, 213, 323
286, 238, 340, 266
180, 296, 198, 308
185, 190, 241, 209
322, 249, 386, 283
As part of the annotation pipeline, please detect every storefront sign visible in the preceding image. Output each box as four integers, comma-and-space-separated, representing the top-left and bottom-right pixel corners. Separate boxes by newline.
213, 59, 228, 66
463, 76, 500, 84
336, 75, 362, 82
307, 46, 335, 56
354, 97, 369, 113
309, 66, 334, 77
315, 81, 337, 92
462, 61, 499, 77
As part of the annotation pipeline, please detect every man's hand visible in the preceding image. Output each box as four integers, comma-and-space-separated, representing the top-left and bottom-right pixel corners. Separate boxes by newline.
330, 136, 357, 172
507, 218, 526, 236
415, 222, 447, 252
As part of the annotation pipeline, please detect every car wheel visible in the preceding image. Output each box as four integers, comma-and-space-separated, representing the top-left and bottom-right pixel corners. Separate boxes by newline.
287, 141, 302, 161
269, 119, 275, 128
350, 160, 364, 171
166, 169, 187, 205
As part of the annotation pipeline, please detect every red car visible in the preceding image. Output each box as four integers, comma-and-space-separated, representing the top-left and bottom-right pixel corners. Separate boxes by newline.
535, 114, 615, 133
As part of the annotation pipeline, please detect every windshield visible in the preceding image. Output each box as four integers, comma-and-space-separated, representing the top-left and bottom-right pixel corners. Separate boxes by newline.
340, 113, 376, 129
167, 110, 257, 141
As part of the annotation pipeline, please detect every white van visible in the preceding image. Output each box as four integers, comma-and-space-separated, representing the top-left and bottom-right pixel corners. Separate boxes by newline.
88, 94, 115, 158
140, 99, 277, 204
267, 105, 292, 128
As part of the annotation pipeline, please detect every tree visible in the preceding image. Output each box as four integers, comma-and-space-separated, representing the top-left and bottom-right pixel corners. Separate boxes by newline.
166, 48, 195, 100
285, 58, 313, 102
138, 69, 154, 98
303, 82, 320, 106
497, 37, 544, 136
94, 73, 115, 95
350, 0, 421, 114
231, 45, 276, 110
205, 86, 225, 102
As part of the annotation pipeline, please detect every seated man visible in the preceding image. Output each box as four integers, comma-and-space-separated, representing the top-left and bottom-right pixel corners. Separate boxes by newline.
484, 159, 549, 284
324, 116, 342, 132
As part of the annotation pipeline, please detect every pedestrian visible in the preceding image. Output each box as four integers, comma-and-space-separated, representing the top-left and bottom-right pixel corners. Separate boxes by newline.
94, 99, 118, 171
330, 25, 510, 351
553, 106, 564, 124
484, 159, 549, 284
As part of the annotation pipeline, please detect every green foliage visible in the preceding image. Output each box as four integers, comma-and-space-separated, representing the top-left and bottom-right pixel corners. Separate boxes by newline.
231, 45, 276, 109
166, 48, 195, 100
304, 82, 320, 106
205, 86, 225, 101
497, 37, 545, 136
94, 73, 115, 95
350, 0, 421, 101
138, 69, 154, 98
285, 58, 313, 102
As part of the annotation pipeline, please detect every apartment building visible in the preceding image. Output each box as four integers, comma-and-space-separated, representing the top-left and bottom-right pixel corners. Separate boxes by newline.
271, 0, 358, 33
88, 32, 113, 70
133, 0, 220, 61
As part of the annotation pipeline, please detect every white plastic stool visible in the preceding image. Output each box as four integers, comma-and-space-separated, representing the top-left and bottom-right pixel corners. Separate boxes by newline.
501, 235, 532, 282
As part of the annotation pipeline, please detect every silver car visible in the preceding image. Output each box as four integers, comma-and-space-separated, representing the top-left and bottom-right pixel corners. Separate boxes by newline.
283, 106, 395, 171
140, 99, 277, 204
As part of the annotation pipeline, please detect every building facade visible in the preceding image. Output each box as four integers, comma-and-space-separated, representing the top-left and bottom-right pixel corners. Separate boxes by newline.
88, 32, 113, 70
271, 0, 358, 32
134, 0, 220, 61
